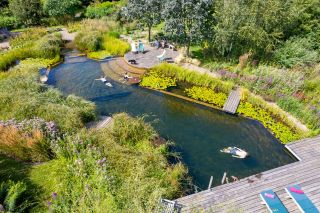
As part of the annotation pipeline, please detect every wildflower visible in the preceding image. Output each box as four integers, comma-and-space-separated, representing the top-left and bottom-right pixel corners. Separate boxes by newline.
0, 204, 4, 212
47, 201, 52, 207
52, 192, 57, 199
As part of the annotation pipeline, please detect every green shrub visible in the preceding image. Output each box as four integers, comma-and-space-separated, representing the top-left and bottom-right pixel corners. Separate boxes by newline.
87, 50, 111, 60
102, 35, 130, 56
0, 16, 18, 29
85, 2, 116, 19
33, 33, 62, 59
185, 86, 227, 108
274, 37, 319, 68
140, 72, 176, 90
74, 31, 103, 52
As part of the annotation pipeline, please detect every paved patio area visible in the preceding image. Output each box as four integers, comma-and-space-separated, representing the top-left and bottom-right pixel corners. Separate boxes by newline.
124, 45, 180, 69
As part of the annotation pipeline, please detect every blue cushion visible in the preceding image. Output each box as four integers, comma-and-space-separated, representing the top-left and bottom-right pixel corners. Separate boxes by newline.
260, 189, 288, 213
285, 185, 319, 213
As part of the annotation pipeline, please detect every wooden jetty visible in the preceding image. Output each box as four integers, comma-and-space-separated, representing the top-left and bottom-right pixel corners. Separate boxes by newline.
223, 89, 241, 114
86, 116, 113, 129
175, 135, 320, 212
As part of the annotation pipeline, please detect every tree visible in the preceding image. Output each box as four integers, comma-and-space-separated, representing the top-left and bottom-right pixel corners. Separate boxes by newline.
8, 0, 42, 26
212, 0, 289, 58
162, 0, 213, 56
123, 0, 161, 42
43, 0, 81, 18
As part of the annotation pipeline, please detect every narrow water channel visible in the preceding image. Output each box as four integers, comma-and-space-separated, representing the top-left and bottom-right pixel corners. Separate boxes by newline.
47, 56, 295, 189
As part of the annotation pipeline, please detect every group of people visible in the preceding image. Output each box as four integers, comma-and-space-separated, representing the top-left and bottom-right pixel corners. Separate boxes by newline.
95, 72, 132, 87
153, 37, 168, 49
131, 40, 144, 54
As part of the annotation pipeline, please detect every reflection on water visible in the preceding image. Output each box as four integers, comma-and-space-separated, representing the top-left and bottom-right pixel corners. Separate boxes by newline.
47, 56, 295, 189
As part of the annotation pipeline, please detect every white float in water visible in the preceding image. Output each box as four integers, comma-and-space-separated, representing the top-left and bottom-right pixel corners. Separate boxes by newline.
220, 147, 249, 159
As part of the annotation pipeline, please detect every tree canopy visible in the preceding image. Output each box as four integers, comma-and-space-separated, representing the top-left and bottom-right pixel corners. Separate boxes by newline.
124, 0, 162, 42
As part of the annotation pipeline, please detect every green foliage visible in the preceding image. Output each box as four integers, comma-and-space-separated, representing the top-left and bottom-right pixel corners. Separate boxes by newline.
162, 0, 213, 55
237, 101, 300, 143
0, 63, 96, 132
0, 32, 61, 71
85, 2, 116, 19
277, 97, 319, 130
212, 0, 287, 57
9, 28, 47, 49
140, 73, 176, 90
124, 0, 162, 41
30, 113, 187, 212
102, 35, 130, 56
0, 180, 29, 212
0, 16, 18, 29
33, 33, 62, 59
185, 86, 227, 108
43, 0, 81, 17
9, 0, 42, 26
150, 63, 234, 94
74, 31, 103, 52
274, 37, 319, 68
87, 50, 111, 60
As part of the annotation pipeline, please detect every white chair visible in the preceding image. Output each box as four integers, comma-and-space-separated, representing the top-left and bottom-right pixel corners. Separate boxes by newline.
131, 42, 137, 54
157, 50, 166, 61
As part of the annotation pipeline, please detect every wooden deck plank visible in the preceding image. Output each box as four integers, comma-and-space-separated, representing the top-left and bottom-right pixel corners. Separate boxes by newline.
223, 90, 241, 114
175, 136, 320, 212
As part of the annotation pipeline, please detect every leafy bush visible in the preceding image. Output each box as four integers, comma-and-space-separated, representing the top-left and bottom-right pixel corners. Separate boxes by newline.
102, 35, 130, 56
140, 74, 176, 90
185, 86, 227, 108
87, 50, 111, 60
0, 180, 30, 212
0, 16, 18, 29
74, 31, 103, 52
85, 2, 116, 18
274, 37, 319, 68
33, 33, 62, 58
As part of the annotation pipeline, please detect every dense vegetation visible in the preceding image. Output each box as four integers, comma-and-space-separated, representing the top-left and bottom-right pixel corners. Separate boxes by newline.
0, 28, 187, 212
140, 64, 303, 143
0, 0, 319, 211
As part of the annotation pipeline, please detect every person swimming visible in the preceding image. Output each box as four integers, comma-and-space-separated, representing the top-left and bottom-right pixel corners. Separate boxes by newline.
95, 76, 107, 82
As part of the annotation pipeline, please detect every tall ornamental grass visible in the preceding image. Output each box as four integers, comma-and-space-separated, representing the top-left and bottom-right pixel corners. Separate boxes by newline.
150, 63, 234, 94
0, 63, 96, 132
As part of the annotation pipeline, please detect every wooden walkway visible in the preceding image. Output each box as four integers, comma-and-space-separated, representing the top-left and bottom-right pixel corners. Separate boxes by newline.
86, 116, 113, 129
175, 135, 320, 212
223, 90, 241, 114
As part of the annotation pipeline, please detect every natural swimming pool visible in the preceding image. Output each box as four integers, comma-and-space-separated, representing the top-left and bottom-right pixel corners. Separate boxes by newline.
47, 55, 295, 189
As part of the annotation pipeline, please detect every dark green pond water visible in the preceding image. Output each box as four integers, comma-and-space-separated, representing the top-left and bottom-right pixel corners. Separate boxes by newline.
47, 56, 295, 190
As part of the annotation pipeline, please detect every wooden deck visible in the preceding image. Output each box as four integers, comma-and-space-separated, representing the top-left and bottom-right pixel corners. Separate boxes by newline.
124, 45, 179, 69
175, 135, 320, 212
223, 90, 241, 114
86, 116, 113, 129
